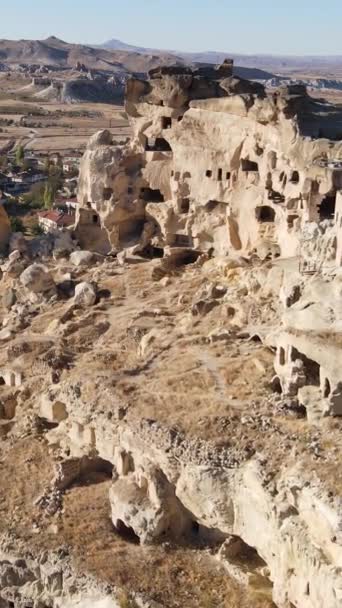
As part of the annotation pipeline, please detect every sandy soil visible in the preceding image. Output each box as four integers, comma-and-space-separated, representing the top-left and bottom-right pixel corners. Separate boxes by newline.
0, 77, 130, 155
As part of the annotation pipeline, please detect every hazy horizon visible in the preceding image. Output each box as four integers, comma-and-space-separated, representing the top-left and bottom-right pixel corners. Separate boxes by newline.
1, 0, 342, 56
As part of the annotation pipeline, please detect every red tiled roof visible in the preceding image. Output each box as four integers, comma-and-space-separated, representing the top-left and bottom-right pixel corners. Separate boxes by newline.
38, 210, 75, 227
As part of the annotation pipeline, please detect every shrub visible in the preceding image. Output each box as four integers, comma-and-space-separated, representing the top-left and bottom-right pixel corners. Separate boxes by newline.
10, 217, 25, 233
15, 144, 25, 166
31, 222, 44, 236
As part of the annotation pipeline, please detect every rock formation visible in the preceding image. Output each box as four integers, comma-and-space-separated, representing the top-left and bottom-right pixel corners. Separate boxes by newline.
77, 61, 342, 267
1, 60, 342, 608
0, 204, 11, 254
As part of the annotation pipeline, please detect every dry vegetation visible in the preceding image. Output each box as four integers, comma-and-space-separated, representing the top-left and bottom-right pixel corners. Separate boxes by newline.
0, 73, 130, 156
0, 436, 275, 608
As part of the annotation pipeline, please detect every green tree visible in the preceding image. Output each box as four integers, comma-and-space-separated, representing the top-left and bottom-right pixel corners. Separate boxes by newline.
21, 158, 31, 171
22, 182, 45, 208
10, 216, 25, 233
44, 157, 51, 174
0, 155, 8, 171
49, 163, 63, 185
15, 145, 25, 166
44, 182, 54, 209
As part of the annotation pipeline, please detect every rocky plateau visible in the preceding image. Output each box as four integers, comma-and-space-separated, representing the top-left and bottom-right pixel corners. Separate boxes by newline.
0, 59, 342, 608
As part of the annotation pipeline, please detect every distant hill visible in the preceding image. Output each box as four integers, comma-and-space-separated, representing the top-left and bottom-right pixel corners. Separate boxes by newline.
0, 37, 184, 74
2, 36, 342, 83
0, 36, 277, 82
101, 38, 342, 75
102, 38, 152, 54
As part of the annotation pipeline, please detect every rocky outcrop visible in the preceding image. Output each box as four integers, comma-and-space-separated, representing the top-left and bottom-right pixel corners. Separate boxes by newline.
76, 60, 342, 268
76, 130, 146, 254
46, 390, 342, 608
1, 59, 342, 608
20, 263, 56, 297
0, 205, 11, 255
0, 540, 122, 608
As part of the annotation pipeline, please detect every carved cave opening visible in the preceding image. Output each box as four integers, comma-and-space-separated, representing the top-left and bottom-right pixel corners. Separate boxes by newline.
140, 245, 164, 259
140, 187, 165, 203
145, 138, 172, 152
290, 348, 320, 386
319, 193, 336, 220
241, 159, 259, 172
279, 347, 286, 366
256, 206, 275, 223
103, 187, 113, 201
173, 234, 192, 247
290, 171, 300, 184
268, 190, 285, 204
161, 116, 172, 129
180, 198, 190, 214
323, 377, 331, 399
114, 519, 140, 544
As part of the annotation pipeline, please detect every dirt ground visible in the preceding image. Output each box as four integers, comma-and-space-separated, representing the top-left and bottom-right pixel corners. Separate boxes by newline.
0, 74, 130, 155
0, 436, 274, 608
1, 253, 341, 606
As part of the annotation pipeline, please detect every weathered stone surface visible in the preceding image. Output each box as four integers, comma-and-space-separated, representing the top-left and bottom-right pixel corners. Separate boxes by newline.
73, 281, 97, 306
76, 59, 342, 268
20, 264, 56, 294
69, 250, 95, 266
1, 59, 342, 608
0, 205, 10, 254
2, 288, 16, 310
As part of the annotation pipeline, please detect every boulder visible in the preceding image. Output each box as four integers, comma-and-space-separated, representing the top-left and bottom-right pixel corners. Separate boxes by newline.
109, 465, 191, 544
20, 264, 56, 295
9, 250, 21, 263
0, 328, 14, 342
3, 258, 26, 278
73, 282, 97, 307
69, 250, 94, 267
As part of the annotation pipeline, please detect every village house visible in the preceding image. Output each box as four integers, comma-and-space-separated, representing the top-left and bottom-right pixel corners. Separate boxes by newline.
38, 209, 75, 233
63, 159, 80, 175
11, 169, 46, 185
65, 196, 79, 214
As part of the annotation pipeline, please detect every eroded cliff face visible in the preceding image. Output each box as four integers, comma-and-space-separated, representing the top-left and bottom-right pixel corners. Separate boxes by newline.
77, 61, 342, 267
0, 248, 341, 608
1, 60, 342, 608
0, 204, 11, 254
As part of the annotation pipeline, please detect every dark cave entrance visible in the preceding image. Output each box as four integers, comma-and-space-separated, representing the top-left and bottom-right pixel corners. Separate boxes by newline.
319, 193, 336, 220
255, 206, 275, 223
241, 159, 259, 172
114, 519, 140, 544
140, 187, 165, 203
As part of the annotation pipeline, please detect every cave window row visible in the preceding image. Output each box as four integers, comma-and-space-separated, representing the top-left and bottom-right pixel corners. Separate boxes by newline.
206, 168, 231, 181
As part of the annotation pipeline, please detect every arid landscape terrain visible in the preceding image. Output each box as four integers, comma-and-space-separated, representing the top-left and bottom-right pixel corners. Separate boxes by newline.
0, 31, 342, 608
0, 74, 130, 156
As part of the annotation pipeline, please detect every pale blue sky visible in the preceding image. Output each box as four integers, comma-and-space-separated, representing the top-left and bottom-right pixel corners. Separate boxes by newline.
1, 0, 342, 55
